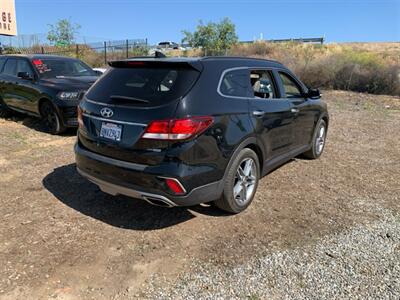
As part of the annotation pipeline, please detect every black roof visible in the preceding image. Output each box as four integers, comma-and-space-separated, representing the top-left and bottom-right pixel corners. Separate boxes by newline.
125, 56, 284, 68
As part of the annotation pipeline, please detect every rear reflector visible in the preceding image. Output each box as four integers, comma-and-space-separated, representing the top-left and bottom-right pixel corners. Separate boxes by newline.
164, 178, 186, 195
142, 116, 213, 140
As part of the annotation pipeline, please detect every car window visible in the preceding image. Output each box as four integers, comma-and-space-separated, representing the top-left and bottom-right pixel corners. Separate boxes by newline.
250, 70, 277, 99
220, 69, 251, 97
86, 65, 200, 107
279, 72, 303, 98
17, 59, 33, 76
32, 59, 96, 78
3, 58, 17, 76
0, 57, 6, 72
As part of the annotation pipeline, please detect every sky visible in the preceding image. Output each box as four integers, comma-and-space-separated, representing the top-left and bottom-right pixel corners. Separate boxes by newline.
4, 0, 400, 45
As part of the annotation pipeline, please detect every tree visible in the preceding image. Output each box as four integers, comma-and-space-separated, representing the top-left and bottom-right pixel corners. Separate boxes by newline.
47, 19, 81, 46
182, 18, 238, 54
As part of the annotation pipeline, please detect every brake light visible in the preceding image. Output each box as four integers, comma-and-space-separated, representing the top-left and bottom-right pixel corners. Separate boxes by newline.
32, 59, 43, 66
77, 106, 83, 128
127, 61, 146, 66
142, 116, 213, 140
165, 178, 186, 195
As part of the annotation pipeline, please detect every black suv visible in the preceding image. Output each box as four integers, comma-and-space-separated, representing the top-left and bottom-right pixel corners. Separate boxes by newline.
0, 55, 99, 134
75, 57, 328, 213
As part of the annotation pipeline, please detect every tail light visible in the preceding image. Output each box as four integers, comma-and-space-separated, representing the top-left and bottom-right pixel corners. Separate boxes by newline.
142, 116, 213, 140
77, 106, 83, 128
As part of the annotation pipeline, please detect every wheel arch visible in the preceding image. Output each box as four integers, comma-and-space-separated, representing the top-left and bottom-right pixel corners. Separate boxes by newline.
38, 97, 53, 116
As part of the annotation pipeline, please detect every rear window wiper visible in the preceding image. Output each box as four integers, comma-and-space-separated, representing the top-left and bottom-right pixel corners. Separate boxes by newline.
110, 95, 149, 103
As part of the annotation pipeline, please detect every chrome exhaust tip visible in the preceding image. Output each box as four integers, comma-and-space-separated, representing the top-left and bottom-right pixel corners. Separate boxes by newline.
142, 195, 176, 208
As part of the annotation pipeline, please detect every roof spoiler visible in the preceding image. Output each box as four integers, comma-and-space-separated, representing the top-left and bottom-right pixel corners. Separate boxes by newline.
108, 54, 203, 72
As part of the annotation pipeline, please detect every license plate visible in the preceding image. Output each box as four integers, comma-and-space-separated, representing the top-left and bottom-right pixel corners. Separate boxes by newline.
100, 122, 122, 141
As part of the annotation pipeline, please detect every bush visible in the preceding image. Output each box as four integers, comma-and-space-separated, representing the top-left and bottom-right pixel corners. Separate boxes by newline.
229, 42, 400, 96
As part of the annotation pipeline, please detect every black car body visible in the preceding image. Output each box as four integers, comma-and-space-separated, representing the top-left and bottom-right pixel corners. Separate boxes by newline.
0, 55, 99, 133
75, 56, 329, 213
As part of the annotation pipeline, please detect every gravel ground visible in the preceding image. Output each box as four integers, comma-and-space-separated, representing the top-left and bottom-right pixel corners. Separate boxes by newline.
144, 199, 400, 299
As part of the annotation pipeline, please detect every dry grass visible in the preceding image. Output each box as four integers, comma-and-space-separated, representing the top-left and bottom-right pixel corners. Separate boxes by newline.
179, 42, 400, 96
228, 42, 400, 96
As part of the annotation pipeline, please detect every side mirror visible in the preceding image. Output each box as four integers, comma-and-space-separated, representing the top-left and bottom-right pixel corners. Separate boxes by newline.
306, 88, 321, 99
17, 72, 33, 81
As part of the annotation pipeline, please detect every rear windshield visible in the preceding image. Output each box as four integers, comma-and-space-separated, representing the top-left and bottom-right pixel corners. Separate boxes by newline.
33, 58, 96, 79
85, 65, 200, 107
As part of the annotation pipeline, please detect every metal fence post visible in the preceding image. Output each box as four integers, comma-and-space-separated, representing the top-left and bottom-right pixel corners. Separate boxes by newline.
76, 44, 79, 58
104, 41, 107, 65
41, 46, 44, 54
126, 39, 129, 59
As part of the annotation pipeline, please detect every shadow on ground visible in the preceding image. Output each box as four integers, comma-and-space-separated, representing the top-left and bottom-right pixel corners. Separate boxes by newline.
4, 113, 77, 136
43, 164, 228, 230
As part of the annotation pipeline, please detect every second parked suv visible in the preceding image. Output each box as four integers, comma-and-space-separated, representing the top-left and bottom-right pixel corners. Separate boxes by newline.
0, 55, 99, 134
75, 56, 328, 213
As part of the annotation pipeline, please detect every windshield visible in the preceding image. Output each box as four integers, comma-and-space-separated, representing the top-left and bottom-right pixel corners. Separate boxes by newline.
33, 58, 96, 78
86, 65, 200, 107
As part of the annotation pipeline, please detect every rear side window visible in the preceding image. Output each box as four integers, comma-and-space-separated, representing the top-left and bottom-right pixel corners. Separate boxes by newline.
0, 57, 6, 72
219, 69, 251, 97
3, 58, 17, 76
250, 70, 277, 99
86, 65, 200, 107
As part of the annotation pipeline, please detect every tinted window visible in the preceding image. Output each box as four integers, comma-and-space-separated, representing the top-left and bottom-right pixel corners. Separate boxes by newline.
220, 69, 251, 97
86, 66, 200, 107
279, 72, 303, 98
32, 58, 96, 78
250, 70, 277, 99
0, 57, 6, 72
17, 59, 33, 76
3, 58, 17, 76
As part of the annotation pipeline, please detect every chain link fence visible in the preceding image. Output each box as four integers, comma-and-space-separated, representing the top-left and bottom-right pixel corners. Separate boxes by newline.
0, 38, 149, 67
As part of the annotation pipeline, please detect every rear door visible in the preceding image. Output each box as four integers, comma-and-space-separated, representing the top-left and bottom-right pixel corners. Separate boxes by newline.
14, 58, 39, 112
276, 71, 315, 148
248, 69, 294, 160
79, 61, 201, 165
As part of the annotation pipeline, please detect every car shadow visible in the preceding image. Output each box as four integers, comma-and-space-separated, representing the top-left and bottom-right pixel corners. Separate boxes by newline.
42, 164, 227, 230
3, 113, 77, 136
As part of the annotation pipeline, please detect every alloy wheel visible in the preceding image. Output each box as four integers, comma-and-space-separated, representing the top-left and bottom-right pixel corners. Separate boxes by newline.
233, 158, 257, 206
315, 124, 326, 155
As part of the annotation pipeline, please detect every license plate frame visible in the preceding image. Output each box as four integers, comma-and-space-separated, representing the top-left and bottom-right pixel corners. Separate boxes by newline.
99, 122, 123, 142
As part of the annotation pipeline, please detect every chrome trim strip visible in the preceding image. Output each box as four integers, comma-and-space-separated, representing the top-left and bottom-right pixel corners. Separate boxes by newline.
75, 143, 147, 171
82, 113, 147, 127
77, 168, 177, 207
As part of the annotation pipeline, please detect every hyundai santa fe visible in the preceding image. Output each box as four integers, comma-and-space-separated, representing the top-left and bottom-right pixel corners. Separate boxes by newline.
0, 55, 99, 134
75, 56, 329, 213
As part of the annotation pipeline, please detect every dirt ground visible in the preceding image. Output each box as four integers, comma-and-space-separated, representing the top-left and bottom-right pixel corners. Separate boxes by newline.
0, 90, 399, 299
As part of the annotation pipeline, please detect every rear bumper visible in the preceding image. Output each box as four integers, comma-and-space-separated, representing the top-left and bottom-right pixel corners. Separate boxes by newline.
74, 143, 223, 207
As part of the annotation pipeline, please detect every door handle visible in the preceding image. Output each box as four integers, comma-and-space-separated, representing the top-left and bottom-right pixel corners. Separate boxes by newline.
252, 110, 265, 117
291, 108, 299, 114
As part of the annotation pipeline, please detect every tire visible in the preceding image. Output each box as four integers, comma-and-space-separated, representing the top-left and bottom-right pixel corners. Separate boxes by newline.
40, 101, 66, 135
0, 98, 12, 118
214, 148, 260, 214
303, 119, 327, 159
